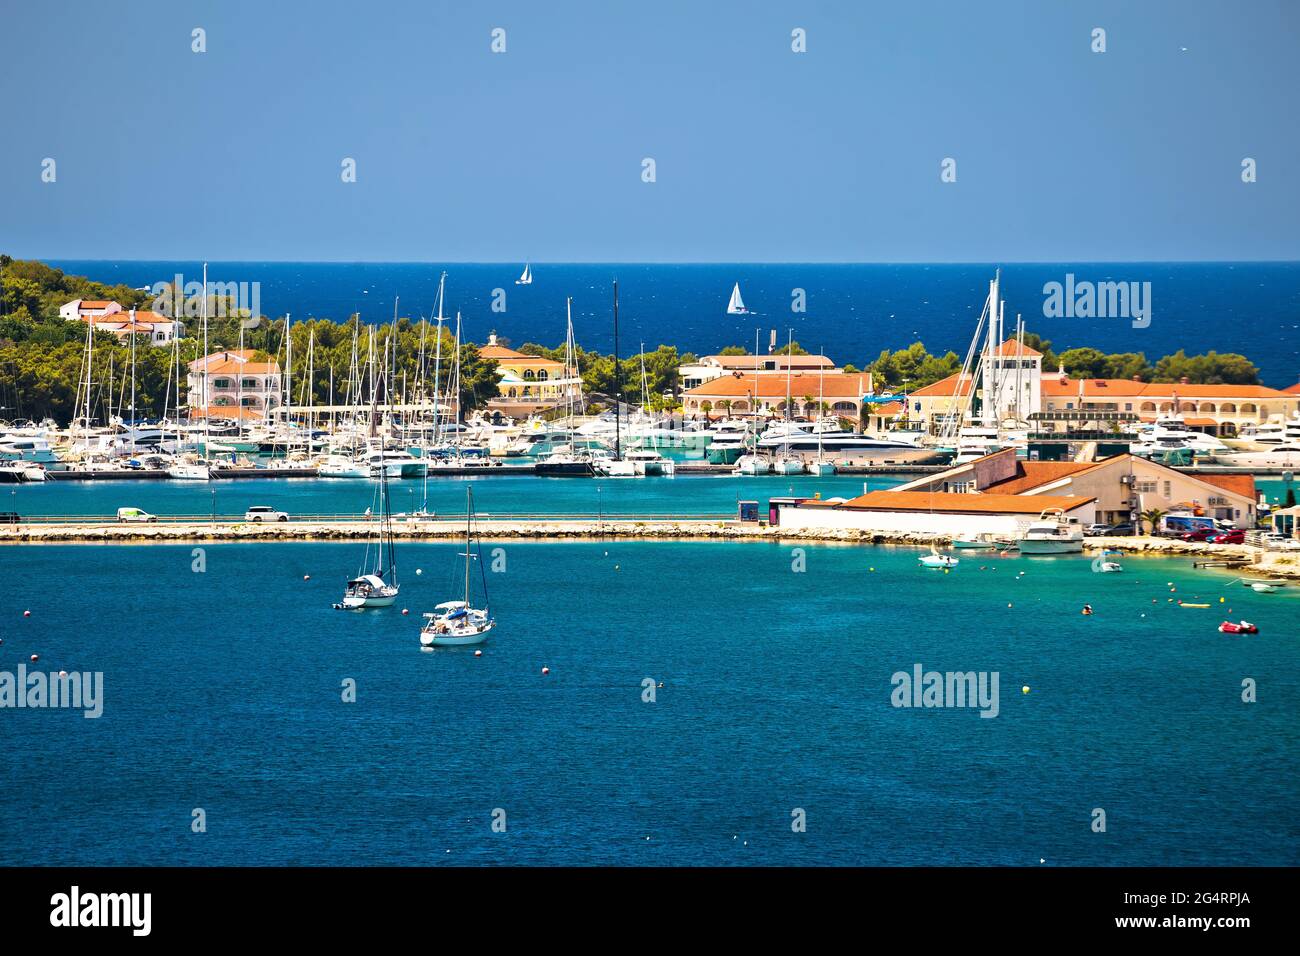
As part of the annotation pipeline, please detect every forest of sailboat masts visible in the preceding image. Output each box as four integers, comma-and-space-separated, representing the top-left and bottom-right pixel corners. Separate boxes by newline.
3, 262, 1295, 480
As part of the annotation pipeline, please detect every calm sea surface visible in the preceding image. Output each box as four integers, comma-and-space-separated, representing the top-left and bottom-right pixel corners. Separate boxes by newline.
51, 261, 1300, 387
2, 539, 1297, 866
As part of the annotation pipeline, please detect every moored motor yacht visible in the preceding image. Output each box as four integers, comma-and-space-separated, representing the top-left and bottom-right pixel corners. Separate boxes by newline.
1018, 508, 1085, 554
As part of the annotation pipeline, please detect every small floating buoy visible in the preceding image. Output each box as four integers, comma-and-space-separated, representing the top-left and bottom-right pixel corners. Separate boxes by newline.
1022, 686, 1030, 694
474, 650, 482, 657
1082, 605, 1093, 615
303, 574, 310, 581
1220, 596, 1225, 603
614, 565, 620, 571
22, 610, 30, 618
541, 666, 550, 675
30, 654, 38, 662
416, 568, 422, 575
401, 608, 409, 615
1007, 603, 1013, 608
58, 670, 67, 678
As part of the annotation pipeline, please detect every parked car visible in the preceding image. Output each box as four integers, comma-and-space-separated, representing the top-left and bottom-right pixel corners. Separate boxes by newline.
1208, 530, 1245, 545
1283, 539, 1300, 552
116, 507, 158, 523
245, 506, 289, 522
1181, 527, 1217, 542
1084, 523, 1111, 537
1100, 523, 1134, 536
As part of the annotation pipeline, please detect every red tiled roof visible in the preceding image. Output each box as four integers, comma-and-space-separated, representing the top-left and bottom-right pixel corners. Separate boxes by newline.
685, 372, 868, 399
909, 373, 972, 398
995, 338, 1042, 358
983, 460, 1105, 495
1196, 474, 1256, 501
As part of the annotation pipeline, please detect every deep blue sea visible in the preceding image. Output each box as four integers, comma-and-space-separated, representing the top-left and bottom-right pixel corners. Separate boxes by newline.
2, 540, 1297, 866
50, 261, 1300, 388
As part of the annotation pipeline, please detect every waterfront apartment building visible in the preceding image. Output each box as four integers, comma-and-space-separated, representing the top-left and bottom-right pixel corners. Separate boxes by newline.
679, 353, 839, 391
186, 349, 282, 418
60, 299, 182, 345
681, 370, 874, 421
480, 334, 580, 419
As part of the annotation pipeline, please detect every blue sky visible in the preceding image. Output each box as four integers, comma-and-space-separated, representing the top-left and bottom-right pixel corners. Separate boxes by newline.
1, 0, 1296, 262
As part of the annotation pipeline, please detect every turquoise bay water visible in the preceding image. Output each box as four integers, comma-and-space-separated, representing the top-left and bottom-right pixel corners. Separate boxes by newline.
2, 540, 1297, 866
9, 474, 905, 519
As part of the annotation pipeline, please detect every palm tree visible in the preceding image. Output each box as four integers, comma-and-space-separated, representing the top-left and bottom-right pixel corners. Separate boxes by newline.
700, 400, 713, 422
1139, 508, 1167, 536
719, 399, 733, 419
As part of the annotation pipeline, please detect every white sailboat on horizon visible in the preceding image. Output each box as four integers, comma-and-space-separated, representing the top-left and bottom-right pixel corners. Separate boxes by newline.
726, 281, 752, 315
515, 262, 533, 285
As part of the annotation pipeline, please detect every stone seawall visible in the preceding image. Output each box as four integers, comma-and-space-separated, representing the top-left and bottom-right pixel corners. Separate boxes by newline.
4, 520, 1298, 579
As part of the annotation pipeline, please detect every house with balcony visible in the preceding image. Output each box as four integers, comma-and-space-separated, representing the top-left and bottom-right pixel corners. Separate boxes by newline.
186, 349, 282, 419
681, 370, 874, 421
678, 353, 840, 391
480, 334, 579, 419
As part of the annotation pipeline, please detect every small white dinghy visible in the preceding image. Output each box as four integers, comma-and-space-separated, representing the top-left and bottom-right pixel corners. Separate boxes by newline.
919, 545, 959, 569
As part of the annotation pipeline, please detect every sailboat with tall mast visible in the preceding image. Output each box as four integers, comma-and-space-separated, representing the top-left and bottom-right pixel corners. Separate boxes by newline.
335, 440, 400, 609
420, 486, 495, 646
772, 330, 804, 475
534, 297, 596, 476
806, 352, 836, 475
515, 262, 533, 285
168, 264, 213, 480
733, 327, 771, 475
595, 280, 636, 477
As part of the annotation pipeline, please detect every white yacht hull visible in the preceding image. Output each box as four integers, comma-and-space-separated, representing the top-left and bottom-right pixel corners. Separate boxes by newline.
167, 465, 211, 480
420, 620, 495, 646
773, 458, 804, 475
734, 457, 771, 475
1018, 539, 1084, 554
805, 460, 836, 476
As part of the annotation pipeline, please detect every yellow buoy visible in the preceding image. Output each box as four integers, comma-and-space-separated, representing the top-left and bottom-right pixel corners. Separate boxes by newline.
1022, 686, 1030, 694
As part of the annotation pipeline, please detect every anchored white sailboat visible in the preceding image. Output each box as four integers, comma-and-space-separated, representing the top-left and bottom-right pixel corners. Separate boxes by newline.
515, 262, 533, 285
335, 444, 399, 609
726, 281, 752, 315
420, 487, 495, 646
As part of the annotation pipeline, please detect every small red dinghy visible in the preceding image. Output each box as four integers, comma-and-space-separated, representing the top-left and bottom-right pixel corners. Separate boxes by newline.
1218, 620, 1259, 635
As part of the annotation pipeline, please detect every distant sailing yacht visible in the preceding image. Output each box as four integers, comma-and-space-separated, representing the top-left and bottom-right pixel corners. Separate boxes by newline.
335, 459, 400, 609
515, 262, 533, 285
726, 282, 752, 315
420, 487, 495, 646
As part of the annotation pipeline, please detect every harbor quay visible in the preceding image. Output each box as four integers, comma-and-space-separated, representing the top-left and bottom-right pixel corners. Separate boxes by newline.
3, 516, 1297, 578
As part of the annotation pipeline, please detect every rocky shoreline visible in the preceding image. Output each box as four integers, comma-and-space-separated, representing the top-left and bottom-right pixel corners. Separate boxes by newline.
4, 520, 1298, 580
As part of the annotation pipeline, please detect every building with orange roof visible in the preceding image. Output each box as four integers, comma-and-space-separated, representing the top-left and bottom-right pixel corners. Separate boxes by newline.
60, 300, 182, 345
773, 487, 1097, 537
678, 353, 839, 391
901, 338, 1044, 432
1038, 368, 1298, 436
186, 350, 282, 417
892, 448, 1257, 528
479, 333, 578, 419
681, 370, 874, 420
